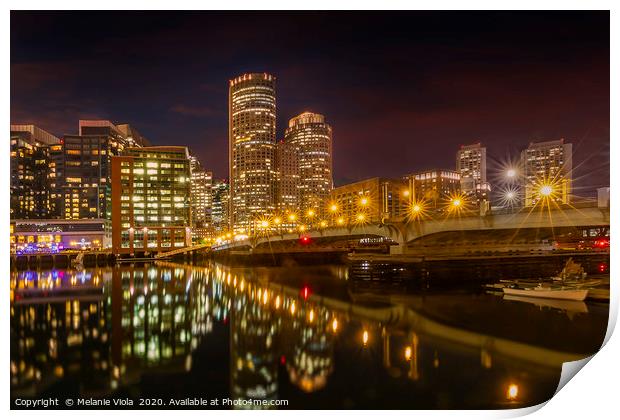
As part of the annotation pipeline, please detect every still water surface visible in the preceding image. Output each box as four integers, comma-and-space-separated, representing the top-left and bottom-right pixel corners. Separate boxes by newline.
10, 262, 608, 409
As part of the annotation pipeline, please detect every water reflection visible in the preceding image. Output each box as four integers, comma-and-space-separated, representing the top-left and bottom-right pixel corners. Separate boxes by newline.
10, 263, 607, 409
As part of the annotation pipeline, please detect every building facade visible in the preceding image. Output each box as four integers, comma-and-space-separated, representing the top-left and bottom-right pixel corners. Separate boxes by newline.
228, 73, 277, 231
282, 112, 333, 215
276, 139, 300, 212
10, 125, 60, 219
456, 143, 490, 208
211, 180, 230, 235
111, 146, 192, 254
189, 156, 213, 236
521, 139, 572, 206
11, 219, 111, 253
405, 169, 461, 209
329, 177, 408, 224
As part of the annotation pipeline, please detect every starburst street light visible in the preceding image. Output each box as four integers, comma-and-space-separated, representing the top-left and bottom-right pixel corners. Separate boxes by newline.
506, 168, 517, 179
407, 199, 428, 221
446, 192, 468, 215
539, 184, 553, 196
329, 203, 338, 213
498, 186, 520, 209
359, 197, 369, 207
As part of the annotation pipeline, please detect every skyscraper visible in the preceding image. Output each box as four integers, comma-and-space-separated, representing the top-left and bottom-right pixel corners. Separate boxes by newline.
228, 73, 277, 231
282, 112, 333, 215
276, 139, 300, 212
521, 139, 572, 206
211, 180, 230, 235
456, 143, 490, 208
189, 155, 213, 237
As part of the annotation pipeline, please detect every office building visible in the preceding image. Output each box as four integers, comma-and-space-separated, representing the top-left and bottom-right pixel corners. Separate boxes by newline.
276, 139, 300, 212
456, 143, 490, 207
521, 139, 572, 206
405, 169, 461, 209
10, 125, 60, 219
282, 112, 333, 215
55, 120, 149, 221
329, 177, 408, 224
189, 156, 213, 235
229, 72, 277, 231
211, 180, 230, 234
111, 146, 192, 254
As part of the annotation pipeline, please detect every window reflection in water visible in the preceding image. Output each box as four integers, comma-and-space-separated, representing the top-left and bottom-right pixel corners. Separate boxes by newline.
11, 262, 592, 409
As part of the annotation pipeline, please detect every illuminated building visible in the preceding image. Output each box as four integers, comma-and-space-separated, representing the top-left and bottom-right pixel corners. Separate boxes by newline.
276, 139, 300, 212
229, 73, 277, 231
330, 177, 408, 223
281, 112, 333, 215
189, 156, 213, 239
111, 146, 192, 254
10, 125, 60, 219
521, 139, 572, 206
10, 219, 111, 252
405, 169, 461, 209
211, 180, 230, 234
456, 143, 490, 208
57, 120, 148, 221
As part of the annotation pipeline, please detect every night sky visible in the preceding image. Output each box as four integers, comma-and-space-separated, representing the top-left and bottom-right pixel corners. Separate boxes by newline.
11, 11, 609, 194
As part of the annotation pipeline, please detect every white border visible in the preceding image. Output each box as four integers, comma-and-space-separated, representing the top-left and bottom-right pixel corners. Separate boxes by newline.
3, 2, 616, 420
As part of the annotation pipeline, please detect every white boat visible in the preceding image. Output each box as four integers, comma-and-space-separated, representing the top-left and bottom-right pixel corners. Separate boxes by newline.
502, 286, 588, 301
503, 294, 588, 313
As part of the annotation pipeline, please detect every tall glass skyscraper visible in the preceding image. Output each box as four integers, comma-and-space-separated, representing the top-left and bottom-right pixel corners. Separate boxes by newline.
228, 73, 277, 231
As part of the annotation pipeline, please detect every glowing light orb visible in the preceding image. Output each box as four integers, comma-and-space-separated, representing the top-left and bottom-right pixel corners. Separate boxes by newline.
362, 330, 369, 346
507, 384, 519, 400
506, 169, 517, 178
539, 185, 553, 196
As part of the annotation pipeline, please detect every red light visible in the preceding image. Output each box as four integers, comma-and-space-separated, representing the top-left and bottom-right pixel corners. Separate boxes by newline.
299, 235, 311, 245
599, 263, 607, 273
280, 355, 286, 365
301, 286, 312, 300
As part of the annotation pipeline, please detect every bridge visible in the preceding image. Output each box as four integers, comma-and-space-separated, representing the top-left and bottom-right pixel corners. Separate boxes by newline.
156, 243, 210, 259
213, 205, 609, 254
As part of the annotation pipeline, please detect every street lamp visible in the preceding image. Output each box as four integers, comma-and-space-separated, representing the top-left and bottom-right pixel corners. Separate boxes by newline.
506, 168, 517, 179
539, 184, 553, 197
359, 197, 369, 207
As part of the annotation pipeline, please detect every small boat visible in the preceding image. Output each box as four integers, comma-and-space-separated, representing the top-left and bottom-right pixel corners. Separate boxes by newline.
503, 294, 588, 313
502, 286, 588, 301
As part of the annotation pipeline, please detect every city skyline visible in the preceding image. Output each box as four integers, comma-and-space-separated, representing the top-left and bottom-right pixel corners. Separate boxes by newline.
11, 11, 609, 192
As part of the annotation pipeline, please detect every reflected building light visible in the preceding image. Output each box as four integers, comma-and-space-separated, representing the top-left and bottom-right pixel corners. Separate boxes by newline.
507, 383, 519, 400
